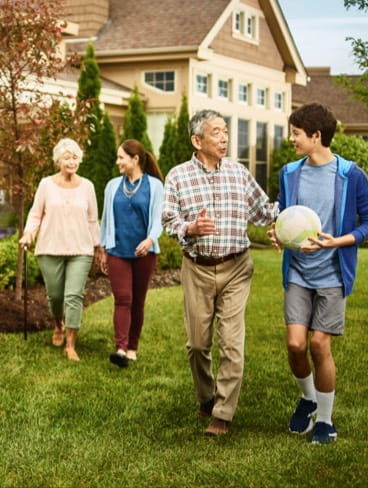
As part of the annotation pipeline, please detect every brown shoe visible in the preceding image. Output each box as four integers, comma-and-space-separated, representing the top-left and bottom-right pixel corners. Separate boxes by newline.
199, 398, 215, 418
205, 417, 230, 436
52, 327, 65, 347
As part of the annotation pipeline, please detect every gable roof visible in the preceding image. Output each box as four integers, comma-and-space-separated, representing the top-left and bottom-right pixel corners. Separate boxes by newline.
89, 0, 231, 51
65, 0, 306, 83
293, 67, 368, 128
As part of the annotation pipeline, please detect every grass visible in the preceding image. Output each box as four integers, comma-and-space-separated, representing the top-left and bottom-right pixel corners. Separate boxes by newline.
0, 249, 367, 487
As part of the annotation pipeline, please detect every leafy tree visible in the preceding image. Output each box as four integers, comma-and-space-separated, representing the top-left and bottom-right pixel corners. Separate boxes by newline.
268, 140, 297, 200
121, 85, 153, 153
0, 0, 89, 300
158, 116, 177, 176
174, 94, 193, 164
337, 1, 368, 104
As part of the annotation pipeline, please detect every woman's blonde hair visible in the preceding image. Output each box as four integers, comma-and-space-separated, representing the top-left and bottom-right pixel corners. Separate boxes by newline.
52, 138, 83, 163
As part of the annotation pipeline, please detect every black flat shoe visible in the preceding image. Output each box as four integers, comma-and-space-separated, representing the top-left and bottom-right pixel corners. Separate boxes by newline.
109, 351, 129, 368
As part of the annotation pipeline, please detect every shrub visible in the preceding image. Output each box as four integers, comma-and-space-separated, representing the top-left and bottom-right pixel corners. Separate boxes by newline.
158, 231, 182, 270
247, 223, 272, 247
0, 234, 40, 290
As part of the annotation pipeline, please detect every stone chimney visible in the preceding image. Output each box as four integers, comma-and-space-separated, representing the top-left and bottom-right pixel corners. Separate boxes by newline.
63, 0, 109, 38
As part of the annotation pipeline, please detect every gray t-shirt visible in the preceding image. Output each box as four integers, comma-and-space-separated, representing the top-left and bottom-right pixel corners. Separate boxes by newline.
288, 159, 343, 289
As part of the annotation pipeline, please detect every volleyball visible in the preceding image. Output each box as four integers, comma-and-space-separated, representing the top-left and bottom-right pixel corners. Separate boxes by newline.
275, 205, 322, 250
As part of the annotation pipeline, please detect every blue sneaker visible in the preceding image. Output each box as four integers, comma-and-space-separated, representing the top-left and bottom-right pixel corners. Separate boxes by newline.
289, 398, 317, 434
310, 422, 337, 444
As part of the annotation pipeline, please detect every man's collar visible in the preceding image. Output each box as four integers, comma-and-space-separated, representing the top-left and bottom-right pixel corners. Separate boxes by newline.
193, 153, 222, 171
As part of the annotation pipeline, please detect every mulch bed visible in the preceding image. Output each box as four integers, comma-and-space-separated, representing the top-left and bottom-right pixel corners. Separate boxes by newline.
0, 270, 181, 334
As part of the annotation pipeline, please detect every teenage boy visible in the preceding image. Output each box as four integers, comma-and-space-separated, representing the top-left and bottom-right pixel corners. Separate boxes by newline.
271, 103, 368, 444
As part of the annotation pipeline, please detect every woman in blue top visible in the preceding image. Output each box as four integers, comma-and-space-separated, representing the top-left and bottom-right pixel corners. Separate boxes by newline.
100, 139, 164, 367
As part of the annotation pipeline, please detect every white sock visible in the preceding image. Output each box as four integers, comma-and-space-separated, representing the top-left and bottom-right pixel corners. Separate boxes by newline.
294, 373, 316, 402
316, 390, 335, 425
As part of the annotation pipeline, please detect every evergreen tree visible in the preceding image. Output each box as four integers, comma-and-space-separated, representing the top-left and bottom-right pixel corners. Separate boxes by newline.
77, 43, 117, 213
121, 85, 153, 153
158, 116, 177, 176
77, 43, 103, 181
174, 94, 193, 164
94, 112, 117, 216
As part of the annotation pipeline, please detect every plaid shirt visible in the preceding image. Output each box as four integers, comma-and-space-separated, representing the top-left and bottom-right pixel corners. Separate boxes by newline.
162, 154, 279, 257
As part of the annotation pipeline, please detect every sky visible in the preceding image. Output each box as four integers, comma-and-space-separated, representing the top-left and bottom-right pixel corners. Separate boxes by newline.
278, 0, 368, 74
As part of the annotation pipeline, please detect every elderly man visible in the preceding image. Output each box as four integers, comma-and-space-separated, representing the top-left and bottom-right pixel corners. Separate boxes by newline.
162, 109, 278, 435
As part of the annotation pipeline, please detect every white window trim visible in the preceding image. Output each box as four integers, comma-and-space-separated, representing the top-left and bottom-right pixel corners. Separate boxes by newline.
238, 82, 250, 104
274, 91, 284, 111
195, 73, 209, 97
232, 7, 260, 45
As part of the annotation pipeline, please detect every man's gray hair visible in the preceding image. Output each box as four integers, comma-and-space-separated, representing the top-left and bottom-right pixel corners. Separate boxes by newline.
188, 109, 223, 137
52, 138, 83, 163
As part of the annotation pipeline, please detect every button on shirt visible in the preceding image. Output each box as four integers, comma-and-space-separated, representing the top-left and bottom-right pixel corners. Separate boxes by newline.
162, 155, 279, 257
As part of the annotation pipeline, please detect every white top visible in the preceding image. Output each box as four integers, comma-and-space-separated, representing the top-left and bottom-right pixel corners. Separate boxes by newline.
24, 176, 100, 256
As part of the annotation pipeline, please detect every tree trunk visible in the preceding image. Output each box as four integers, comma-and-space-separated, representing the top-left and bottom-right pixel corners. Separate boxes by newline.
15, 188, 25, 302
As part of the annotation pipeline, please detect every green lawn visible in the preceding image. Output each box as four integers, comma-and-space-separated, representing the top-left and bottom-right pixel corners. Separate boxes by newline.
0, 249, 367, 487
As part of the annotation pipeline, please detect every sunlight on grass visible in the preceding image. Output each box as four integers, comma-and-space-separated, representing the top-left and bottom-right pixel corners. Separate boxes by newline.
0, 249, 367, 487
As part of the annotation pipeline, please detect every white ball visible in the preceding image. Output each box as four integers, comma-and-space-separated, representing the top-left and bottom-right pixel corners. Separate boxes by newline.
275, 205, 321, 250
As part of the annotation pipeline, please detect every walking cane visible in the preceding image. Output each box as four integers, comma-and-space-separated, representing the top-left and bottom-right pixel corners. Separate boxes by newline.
23, 245, 28, 341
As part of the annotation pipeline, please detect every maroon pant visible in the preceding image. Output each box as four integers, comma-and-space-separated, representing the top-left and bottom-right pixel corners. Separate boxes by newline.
107, 253, 157, 351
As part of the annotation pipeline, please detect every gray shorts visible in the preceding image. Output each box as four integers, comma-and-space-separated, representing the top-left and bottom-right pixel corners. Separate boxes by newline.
284, 283, 346, 335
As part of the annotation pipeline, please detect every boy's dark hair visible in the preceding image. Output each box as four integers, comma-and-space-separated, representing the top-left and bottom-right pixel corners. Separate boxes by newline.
289, 103, 337, 147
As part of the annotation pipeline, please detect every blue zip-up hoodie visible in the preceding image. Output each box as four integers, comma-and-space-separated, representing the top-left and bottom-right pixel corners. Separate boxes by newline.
278, 155, 368, 296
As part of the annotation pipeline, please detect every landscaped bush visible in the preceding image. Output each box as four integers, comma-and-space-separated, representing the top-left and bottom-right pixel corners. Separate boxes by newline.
0, 233, 40, 290
158, 231, 183, 270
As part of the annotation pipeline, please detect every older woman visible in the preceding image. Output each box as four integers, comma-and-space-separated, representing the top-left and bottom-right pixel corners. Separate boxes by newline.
19, 138, 100, 361
100, 139, 164, 367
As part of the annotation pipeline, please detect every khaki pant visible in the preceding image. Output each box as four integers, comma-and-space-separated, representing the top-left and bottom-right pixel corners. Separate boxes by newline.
181, 251, 254, 421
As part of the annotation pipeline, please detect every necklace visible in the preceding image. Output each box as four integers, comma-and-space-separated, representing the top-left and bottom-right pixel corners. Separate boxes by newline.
122, 175, 143, 198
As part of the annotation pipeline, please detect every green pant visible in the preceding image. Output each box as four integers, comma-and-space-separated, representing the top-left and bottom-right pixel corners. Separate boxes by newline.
37, 255, 93, 329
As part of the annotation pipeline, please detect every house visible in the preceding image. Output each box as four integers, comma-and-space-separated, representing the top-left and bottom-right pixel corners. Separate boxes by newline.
292, 67, 368, 140
64, 0, 307, 190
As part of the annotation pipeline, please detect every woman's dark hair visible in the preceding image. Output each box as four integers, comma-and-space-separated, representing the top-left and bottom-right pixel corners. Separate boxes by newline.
121, 139, 164, 182
289, 103, 337, 147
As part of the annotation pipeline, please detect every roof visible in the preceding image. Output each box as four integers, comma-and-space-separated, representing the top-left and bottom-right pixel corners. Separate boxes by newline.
293, 67, 368, 126
87, 0, 231, 51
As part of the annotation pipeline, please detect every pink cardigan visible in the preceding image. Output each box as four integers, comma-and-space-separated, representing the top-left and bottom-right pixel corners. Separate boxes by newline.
25, 176, 100, 256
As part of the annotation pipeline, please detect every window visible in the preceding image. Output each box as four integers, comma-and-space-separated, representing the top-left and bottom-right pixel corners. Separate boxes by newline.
223, 116, 231, 156
234, 12, 242, 32
257, 88, 266, 107
274, 125, 284, 150
218, 79, 228, 99
232, 9, 259, 42
247, 16, 255, 37
196, 74, 208, 95
238, 83, 248, 103
237, 119, 249, 167
274, 92, 284, 110
144, 71, 175, 92
256, 122, 268, 190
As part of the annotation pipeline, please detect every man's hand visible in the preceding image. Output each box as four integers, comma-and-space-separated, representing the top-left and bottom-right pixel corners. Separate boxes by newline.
267, 223, 282, 253
187, 208, 216, 237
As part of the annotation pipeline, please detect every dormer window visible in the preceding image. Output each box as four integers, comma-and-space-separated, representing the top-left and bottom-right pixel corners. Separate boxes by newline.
233, 8, 259, 44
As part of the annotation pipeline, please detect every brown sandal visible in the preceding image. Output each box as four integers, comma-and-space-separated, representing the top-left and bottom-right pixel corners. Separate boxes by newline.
64, 347, 80, 361
52, 327, 65, 347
